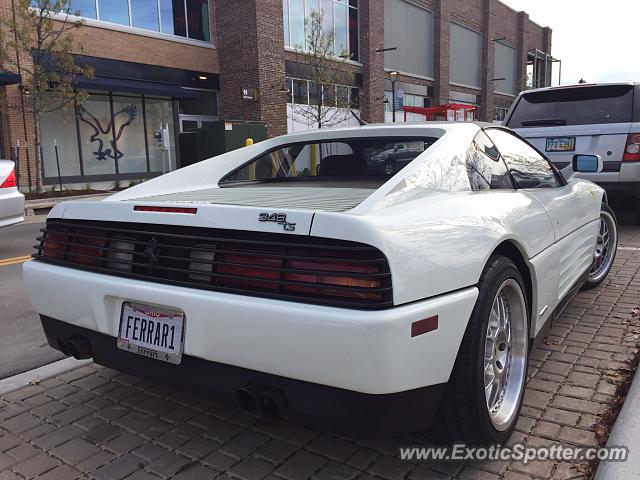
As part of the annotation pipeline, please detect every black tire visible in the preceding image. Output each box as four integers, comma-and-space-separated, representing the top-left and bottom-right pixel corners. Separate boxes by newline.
634, 197, 640, 226
582, 203, 618, 289
430, 255, 529, 445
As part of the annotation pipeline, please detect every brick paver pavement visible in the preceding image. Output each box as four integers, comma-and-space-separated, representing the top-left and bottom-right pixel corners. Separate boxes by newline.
1, 224, 639, 480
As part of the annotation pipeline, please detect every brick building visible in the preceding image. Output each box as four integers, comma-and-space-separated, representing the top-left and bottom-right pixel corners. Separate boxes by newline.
0, 0, 554, 189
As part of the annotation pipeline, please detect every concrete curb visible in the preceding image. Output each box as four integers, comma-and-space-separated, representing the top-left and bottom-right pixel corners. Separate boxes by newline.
0, 358, 92, 396
25, 193, 110, 216
594, 367, 640, 479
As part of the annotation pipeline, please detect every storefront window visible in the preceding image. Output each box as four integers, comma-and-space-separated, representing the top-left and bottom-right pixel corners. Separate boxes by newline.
131, 0, 159, 31
286, 77, 359, 109
98, 0, 129, 25
39, 91, 184, 183
284, 0, 358, 60
146, 99, 177, 173
78, 95, 118, 175
40, 103, 81, 177
111, 96, 147, 174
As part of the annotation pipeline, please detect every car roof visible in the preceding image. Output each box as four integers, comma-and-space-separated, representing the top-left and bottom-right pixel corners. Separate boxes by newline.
521, 81, 639, 95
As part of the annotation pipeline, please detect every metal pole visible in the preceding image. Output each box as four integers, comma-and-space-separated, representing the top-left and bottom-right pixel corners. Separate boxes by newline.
12, 144, 19, 189
558, 60, 562, 86
53, 139, 63, 192
391, 79, 396, 123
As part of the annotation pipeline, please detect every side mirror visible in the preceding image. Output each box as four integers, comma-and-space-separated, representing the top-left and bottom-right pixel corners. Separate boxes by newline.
572, 154, 603, 173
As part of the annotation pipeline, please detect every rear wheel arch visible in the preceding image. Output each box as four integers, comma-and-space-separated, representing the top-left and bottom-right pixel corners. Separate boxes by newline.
490, 241, 534, 336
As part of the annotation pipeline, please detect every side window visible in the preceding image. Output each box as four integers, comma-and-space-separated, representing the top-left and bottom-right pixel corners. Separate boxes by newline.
485, 129, 562, 189
466, 131, 514, 191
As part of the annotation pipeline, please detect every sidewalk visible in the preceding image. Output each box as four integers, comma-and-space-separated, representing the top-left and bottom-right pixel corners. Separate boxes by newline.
594, 363, 640, 479
0, 225, 638, 480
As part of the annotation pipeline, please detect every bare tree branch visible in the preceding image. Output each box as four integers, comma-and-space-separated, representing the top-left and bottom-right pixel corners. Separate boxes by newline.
0, 0, 93, 191
290, 10, 358, 130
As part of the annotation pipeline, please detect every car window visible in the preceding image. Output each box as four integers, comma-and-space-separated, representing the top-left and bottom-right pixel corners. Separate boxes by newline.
506, 84, 634, 128
466, 131, 514, 191
485, 129, 562, 189
221, 137, 439, 183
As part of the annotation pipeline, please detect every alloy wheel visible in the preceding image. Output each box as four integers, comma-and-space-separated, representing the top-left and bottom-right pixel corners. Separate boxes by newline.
588, 210, 617, 284
484, 279, 528, 432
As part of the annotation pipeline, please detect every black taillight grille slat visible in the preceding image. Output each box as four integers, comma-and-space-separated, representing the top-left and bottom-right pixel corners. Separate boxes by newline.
34, 219, 394, 310
154, 254, 390, 278
42, 221, 375, 252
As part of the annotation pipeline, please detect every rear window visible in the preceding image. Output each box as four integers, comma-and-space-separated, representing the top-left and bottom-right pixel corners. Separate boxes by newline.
506, 84, 634, 128
220, 137, 439, 184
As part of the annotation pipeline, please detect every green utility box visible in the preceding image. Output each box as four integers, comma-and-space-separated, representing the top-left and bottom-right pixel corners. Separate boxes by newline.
178, 120, 267, 168
208, 120, 268, 157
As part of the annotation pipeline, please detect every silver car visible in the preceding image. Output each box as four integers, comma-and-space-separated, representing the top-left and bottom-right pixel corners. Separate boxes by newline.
505, 82, 640, 224
0, 160, 25, 227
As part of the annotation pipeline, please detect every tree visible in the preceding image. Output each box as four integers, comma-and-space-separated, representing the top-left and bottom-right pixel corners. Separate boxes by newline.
290, 9, 357, 130
0, 0, 93, 191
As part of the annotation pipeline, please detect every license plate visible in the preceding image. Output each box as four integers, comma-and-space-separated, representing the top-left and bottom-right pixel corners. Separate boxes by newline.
545, 137, 576, 152
117, 302, 184, 364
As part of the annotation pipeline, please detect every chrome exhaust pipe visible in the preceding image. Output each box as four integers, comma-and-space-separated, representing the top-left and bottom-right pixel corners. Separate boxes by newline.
66, 336, 92, 360
236, 384, 267, 411
259, 388, 288, 418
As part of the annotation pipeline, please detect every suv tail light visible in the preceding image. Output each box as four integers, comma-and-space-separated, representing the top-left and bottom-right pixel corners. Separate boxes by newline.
0, 167, 16, 188
623, 133, 640, 161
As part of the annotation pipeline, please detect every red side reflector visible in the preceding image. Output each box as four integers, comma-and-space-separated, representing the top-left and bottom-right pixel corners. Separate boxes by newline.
134, 206, 198, 214
411, 316, 438, 337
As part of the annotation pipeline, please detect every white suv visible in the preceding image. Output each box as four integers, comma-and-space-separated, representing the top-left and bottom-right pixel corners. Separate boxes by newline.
505, 82, 640, 223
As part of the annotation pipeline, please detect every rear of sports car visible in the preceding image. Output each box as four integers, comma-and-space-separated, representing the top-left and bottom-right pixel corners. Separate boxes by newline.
23, 126, 480, 435
0, 160, 25, 228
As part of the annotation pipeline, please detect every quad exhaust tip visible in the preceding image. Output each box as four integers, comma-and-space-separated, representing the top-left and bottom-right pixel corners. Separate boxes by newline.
236, 383, 288, 418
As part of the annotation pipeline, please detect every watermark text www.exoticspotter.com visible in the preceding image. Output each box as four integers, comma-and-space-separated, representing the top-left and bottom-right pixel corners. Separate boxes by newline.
399, 444, 628, 464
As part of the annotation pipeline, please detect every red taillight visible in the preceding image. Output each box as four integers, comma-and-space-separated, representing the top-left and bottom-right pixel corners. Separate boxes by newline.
68, 233, 105, 265
41, 232, 68, 259
41, 231, 105, 265
218, 252, 281, 290
283, 257, 382, 301
210, 246, 384, 301
0, 168, 16, 188
623, 132, 640, 161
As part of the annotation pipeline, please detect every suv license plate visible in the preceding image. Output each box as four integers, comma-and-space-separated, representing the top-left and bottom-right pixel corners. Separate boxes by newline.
546, 137, 576, 152
117, 302, 184, 364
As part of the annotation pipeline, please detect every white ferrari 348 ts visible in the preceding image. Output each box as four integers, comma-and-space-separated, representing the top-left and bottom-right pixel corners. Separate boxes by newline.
24, 123, 617, 443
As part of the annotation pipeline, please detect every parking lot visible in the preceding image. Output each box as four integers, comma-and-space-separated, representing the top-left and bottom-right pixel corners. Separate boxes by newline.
0, 219, 639, 480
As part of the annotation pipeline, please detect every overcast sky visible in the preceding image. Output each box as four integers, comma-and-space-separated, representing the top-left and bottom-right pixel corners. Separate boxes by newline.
499, 0, 638, 85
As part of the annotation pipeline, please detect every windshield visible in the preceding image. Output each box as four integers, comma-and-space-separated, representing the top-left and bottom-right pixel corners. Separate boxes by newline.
220, 137, 440, 184
506, 84, 634, 128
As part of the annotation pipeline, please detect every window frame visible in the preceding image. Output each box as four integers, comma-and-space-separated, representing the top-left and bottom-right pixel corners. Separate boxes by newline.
467, 130, 516, 191
219, 135, 441, 185
38, 0, 213, 46
283, 0, 360, 62
40, 90, 180, 185
483, 126, 567, 189
285, 76, 360, 109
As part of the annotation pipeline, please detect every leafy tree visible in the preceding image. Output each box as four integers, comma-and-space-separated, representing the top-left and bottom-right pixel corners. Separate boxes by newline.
290, 9, 357, 129
0, 0, 93, 191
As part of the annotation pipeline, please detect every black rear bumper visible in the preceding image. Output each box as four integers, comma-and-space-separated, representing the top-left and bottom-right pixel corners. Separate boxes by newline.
41, 315, 446, 437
